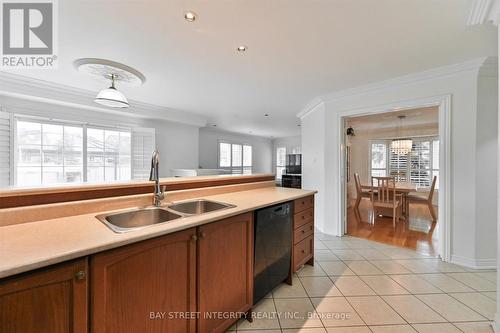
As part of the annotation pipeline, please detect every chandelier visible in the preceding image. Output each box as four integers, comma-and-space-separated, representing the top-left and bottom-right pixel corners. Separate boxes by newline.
390, 115, 413, 155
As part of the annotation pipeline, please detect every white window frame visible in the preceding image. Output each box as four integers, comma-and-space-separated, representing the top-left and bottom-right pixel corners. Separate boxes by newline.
217, 140, 253, 175
276, 146, 286, 180
12, 115, 151, 186
369, 140, 388, 178
85, 125, 132, 183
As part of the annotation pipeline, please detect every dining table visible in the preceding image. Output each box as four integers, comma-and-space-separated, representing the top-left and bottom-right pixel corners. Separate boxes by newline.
361, 182, 417, 219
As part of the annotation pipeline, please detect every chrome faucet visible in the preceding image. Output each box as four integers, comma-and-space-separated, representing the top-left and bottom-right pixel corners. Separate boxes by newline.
149, 150, 165, 207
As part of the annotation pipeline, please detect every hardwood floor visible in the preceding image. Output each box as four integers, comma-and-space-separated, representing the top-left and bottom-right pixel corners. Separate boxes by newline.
347, 199, 438, 256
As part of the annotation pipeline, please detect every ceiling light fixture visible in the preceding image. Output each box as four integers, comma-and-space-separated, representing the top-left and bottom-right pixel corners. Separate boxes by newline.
94, 74, 129, 108
237, 45, 247, 52
390, 115, 413, 155
264, 113, 270, 117
74, 58, 146, 109
184, 11, 197, 22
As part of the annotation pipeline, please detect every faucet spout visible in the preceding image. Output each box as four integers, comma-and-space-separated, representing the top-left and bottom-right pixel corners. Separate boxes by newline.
150, 150, 164, 206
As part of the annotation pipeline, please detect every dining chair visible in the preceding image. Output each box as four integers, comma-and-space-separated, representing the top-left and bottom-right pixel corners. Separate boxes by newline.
407, 176, 437, 222
353, 173, 372, 213
370, 176, 402, 228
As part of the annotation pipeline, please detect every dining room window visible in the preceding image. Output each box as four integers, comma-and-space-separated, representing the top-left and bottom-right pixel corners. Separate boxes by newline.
370, 138, 439, 188
370, 142, 387, 177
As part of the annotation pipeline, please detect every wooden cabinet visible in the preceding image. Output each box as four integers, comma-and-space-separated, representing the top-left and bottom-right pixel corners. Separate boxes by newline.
292, 195, 315, 272
91, 228, 197, 333
0, 259, 88, 333
197, 212, 253, 333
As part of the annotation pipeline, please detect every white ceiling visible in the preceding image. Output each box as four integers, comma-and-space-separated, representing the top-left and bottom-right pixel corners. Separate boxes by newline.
2, 0, 497, 137
345, 107, 439, 131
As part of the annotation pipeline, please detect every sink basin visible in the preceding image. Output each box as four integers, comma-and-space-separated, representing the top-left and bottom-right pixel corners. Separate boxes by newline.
168, 199, 235, 215
96, 207, 182, 233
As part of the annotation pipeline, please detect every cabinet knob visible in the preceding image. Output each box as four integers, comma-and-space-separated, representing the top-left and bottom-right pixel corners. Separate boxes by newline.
199, 232, 206, 239
191, 234, 198, 241
301, 250, 306, 254
75, 270, 85, 280
301, 230, 305, 233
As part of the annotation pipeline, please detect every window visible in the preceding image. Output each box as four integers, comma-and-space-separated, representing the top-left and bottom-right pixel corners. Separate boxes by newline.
370, 142, 387, 177
410, 141, 431, 186
16, 120, 83, 186
276, 147, 286, 179
12, 117, 155, 187
369, 138, 439, 189
86, 127, 131, 182
389, 148, 408, 182
218, 141, 252, 174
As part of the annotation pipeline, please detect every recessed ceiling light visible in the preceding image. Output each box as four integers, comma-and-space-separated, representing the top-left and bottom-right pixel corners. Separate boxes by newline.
184, 11, 197, 22
297, 124, 301, 127
212, 124, 217, 127
237, 45, 247, 52
264, 113, 269, 117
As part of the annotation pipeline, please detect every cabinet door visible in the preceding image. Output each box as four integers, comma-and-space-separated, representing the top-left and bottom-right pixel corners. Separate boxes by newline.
91, 228, 197, 333
198, 212, 253, 333
0, 259, 88, 333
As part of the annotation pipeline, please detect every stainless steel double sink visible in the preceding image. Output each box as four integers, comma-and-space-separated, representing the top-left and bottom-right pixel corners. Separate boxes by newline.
96, 199, 235, 233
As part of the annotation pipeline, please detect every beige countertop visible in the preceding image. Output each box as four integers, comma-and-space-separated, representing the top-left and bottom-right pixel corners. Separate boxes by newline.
0, 186, 315, 279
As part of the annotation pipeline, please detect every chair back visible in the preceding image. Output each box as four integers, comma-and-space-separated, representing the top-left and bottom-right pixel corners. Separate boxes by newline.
371, 176, 396, 203
354, 173, 363, 196
428, 176, 437, 202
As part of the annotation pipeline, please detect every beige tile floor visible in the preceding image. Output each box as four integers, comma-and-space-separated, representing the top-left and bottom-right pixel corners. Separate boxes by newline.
227, 234, 497, 333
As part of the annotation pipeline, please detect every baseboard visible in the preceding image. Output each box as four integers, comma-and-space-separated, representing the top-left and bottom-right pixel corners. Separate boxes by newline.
450, 255, 497, 270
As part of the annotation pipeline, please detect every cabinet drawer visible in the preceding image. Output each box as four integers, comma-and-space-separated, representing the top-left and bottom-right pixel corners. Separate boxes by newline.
293, 235, 313, 270
294, 208, 314, 229
294, 195, 314, 213
294, 222, 314, 244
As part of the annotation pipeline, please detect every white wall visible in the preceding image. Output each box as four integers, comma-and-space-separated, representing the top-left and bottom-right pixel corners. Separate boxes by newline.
302, 103, 327, 232
475, 73, 498, 263
301, 58, 498, 268
143, 119, 199, 177
198, 127, 273, 174
271, 136, 301, 171
0, 95, 200, 179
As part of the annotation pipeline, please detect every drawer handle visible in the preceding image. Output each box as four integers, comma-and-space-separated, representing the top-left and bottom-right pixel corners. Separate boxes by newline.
75, 270, 85, 281
301, 230, 305, 233
301, 250, 306, 254
302, 216, 305, 219
302, 201, 305, 205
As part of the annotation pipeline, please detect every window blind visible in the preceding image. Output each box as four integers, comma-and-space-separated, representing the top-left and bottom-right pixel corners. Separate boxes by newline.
132, 127, 156, 180
410, 141, 431, 186
0, 112, 11, 187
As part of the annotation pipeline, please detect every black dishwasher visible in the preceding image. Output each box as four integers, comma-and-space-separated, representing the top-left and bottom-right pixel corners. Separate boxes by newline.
253, 202, 292, 303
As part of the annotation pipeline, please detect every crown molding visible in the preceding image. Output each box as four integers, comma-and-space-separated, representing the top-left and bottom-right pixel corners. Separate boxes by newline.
479, 56, 499, 77
297, 97, 324, 119
467, 0, 500, 25
0, 71, 208, 127
296, 57, 494, 119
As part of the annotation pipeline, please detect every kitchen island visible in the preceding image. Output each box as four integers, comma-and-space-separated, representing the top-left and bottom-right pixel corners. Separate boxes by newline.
0, 174, 316, 333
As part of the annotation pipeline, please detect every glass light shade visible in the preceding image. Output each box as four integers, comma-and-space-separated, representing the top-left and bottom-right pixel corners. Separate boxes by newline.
94, 87, 129, 108
390, 139, 413, 155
